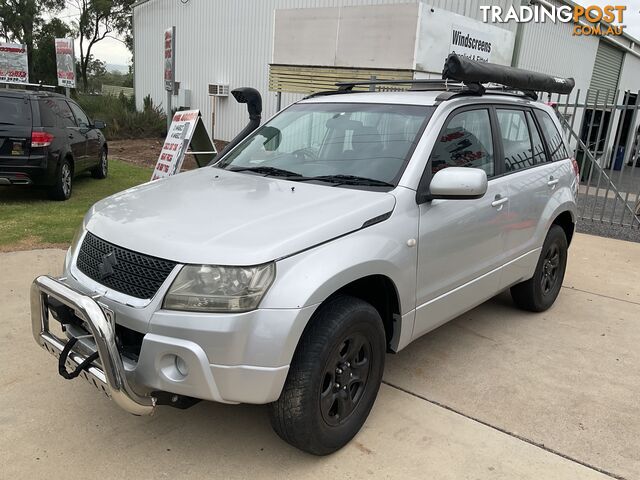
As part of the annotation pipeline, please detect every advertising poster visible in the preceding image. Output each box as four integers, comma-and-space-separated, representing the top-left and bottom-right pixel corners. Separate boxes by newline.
55, 38, 76, 88
0, 42, 29, 83
152, 110, 200, 181
164, 26, 175, 92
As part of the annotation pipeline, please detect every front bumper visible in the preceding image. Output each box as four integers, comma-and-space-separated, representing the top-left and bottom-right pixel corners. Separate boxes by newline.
31, 274, 309, 414
31, 275, 156, 415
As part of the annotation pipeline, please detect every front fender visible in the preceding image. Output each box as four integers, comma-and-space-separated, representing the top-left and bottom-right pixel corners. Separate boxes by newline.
261, 190, 419, 317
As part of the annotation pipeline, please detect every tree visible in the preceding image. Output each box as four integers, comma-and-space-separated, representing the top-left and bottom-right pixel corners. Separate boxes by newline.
68, 0, 134, 91
31, 18, 72, 86
0, 0, 64, 79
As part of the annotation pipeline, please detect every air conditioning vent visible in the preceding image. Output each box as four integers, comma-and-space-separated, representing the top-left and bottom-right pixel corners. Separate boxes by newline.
208, 83, 229, 96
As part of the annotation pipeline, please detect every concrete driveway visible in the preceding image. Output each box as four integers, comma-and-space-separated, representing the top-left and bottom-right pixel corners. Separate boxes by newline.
1, 233, 638, 479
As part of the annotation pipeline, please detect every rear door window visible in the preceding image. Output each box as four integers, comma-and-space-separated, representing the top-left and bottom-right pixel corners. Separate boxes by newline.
430, 108, 494, 177
496, 109, 534, 172
0, 96, 31, 126
526, 111, 548, 165
38, 99, 58, 127
535, 109, 569, 161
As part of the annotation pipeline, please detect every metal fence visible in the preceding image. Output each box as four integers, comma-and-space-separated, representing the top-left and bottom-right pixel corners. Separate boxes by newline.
544, 88, 640, 230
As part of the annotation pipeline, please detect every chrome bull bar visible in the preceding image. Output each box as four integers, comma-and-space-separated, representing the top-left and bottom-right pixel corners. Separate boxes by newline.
30, 275, 156, 416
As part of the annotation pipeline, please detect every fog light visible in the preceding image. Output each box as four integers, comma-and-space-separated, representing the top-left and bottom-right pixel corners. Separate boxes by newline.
175, 355, 189, 377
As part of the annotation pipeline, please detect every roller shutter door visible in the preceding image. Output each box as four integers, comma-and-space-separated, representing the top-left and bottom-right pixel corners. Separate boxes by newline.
588, 40, 624, 104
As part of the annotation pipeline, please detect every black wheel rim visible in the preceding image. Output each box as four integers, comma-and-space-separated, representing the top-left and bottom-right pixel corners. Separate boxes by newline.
541, 243, 560, 295
320, 332, 371, 426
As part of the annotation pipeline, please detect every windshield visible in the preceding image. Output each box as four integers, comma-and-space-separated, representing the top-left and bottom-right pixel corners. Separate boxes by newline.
216, 102, 434, 187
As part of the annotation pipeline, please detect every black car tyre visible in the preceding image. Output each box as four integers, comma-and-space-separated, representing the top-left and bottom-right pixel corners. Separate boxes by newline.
48, 159, 73, 201
269, 295, 386, 455
511, 225, 568, 312
91, 147, 108, 179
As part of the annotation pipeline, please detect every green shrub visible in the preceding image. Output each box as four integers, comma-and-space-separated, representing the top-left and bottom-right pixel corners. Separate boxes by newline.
75, 93, 167, 140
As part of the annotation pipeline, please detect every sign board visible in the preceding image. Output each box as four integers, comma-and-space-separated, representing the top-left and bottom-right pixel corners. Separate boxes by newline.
151, 110, 216, 181
164, 26, 175, 92
415, 5, 515, 73
449, 24, 493, 63
55, 38, 76, 88
0, 42, 29, 83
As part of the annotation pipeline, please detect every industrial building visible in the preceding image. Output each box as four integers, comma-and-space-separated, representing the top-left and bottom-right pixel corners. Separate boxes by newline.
132, 0, 640, 145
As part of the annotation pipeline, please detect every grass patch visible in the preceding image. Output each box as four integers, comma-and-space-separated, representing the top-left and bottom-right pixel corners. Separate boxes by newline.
0, 159, 151, 251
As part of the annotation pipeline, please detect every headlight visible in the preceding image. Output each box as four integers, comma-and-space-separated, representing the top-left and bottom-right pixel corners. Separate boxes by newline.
163, 263, 275, 313
65, 224, 86, 272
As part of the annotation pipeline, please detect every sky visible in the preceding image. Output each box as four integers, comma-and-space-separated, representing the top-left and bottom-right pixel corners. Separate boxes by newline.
45, 0, 640, 68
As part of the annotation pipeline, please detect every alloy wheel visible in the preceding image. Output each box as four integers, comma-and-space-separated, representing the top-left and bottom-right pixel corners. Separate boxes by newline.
61, 163, 71, 197
319, 332, 371, 426
541, 243, 560, 295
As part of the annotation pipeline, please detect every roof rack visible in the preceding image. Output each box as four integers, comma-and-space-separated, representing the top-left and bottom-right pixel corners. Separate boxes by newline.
0, 80, 57, 91
304, 54, 574, 102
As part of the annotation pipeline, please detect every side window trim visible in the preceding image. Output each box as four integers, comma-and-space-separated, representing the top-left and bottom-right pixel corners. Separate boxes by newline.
416, 104, 497, 204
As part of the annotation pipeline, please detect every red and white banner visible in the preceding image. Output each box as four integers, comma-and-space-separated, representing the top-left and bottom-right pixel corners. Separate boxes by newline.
151, 110, 200, 181
164, 27, 175, 92
55, 38, 76, 88
0, 42, 28, 83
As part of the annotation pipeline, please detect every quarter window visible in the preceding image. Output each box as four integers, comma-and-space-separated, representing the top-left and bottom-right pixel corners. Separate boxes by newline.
535, 109, 569, 161
497, 109, 534, 172
430, 109, 494, 177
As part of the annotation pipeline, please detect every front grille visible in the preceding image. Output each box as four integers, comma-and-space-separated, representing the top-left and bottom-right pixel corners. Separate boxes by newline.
76, 232, 177, 299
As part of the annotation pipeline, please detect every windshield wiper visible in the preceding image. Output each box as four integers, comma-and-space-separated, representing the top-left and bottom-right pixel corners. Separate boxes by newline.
228, 166, 302, 178
296, 174, 394, 187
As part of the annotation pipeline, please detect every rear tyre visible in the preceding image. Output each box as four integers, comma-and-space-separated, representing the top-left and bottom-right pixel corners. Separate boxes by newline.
91, 147, 108, 179
48, 159, 73, 201
511, 225, 568, 312
269, 295, 386, 455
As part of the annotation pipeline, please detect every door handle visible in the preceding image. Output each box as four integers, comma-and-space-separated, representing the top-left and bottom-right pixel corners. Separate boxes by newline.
68, 133, 74, 139
547, 177, 559, 187
491, 196, 509, 208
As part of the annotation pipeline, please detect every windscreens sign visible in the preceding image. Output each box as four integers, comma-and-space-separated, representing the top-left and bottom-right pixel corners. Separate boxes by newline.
164, 26, 175, 91
55, 38, 76, 88
450, 25, 493, 63
0, 42, 28, 83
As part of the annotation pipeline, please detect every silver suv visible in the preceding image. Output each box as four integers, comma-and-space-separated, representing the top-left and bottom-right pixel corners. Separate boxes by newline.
30, 65, 578, 455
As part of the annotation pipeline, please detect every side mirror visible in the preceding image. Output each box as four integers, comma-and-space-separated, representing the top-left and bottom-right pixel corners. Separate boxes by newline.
93, 120, 106, 129
428, 167, 488, 200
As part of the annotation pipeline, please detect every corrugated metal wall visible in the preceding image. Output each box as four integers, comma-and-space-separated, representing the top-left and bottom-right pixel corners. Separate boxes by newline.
133, 0, 515, 141
515, 17, 599, 103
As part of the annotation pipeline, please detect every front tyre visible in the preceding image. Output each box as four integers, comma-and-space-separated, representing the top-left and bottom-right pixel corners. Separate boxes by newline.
511, 225, 568, 312
269, 295, 386, 455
